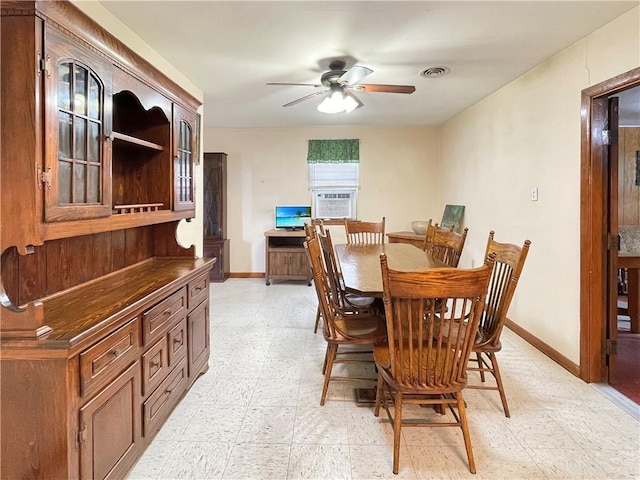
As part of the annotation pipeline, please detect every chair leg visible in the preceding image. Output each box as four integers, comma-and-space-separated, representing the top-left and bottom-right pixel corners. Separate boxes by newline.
489, 352, 510, 418
322, 344, 329, 375
476, 352, 485, 382
392, 391, 403, 475
320, 343, 338, 406
374, 373, 383, 417
313, 305, 321, 333
456, 392, 476, 474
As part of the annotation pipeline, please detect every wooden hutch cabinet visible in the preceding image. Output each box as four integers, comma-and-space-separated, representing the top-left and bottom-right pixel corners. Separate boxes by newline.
203, 152, 229, 282
0, 2, 213, 479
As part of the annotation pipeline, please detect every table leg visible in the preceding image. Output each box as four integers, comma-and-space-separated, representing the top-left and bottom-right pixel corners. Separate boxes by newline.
626, 268, 639, 333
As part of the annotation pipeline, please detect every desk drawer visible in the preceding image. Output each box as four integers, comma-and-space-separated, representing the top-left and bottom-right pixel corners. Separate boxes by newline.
80, 319, 139, 399
187, 274, 208, 310
142, 336, 169, 397
142, 288, 186, 346
143, 357, 188, 438
168, 318, 187, 367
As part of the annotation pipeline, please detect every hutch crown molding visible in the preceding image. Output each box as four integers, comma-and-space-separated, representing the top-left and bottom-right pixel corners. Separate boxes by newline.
1, 1, 213, 478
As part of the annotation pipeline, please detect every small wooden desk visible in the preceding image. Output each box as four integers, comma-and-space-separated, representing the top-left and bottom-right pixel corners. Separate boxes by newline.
618, 253, 640, 333
386, 231, 425, 249
335, 243, 448, 297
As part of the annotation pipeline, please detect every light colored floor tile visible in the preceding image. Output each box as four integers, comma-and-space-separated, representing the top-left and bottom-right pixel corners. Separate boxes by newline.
471, 444, 547, 480
288, 444, 351, 480
350, 444, 418, 479
249, 378, 301, 406
293, 406, 350, 444
525, 448, 611, 479
235, 406, 296, 443
180, 405, 246, 442
127, 278, 640, 480
222, 443, 290, 480
346, 405, 396, 445
126, 440, 178, 479
407, 445, 478, 480
157, 441, 233, 480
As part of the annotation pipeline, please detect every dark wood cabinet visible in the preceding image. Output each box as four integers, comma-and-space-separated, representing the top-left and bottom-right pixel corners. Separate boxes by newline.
203, 152, 229, 281
0, 2, 213, 478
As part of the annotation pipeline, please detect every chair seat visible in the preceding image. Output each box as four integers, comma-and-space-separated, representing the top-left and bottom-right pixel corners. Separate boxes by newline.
345, 293, 375, 307
473, 330, 502, 352
373, 340, 464, 392
332, 315, 387, 344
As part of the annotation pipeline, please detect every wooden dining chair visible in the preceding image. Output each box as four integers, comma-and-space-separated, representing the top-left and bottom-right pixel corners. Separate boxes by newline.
344, 217, 386, 244
423, 225, 468, 267
374, 255, 493, 474
466, 231, 531, 417
305, 236, 387, 405
313, 228, 378, 333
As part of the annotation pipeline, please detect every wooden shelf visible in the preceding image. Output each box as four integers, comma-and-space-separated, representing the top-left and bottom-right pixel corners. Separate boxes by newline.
112, 131, 164, 151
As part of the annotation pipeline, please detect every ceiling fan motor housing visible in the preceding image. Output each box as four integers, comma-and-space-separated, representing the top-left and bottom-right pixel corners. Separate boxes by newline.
321, 61, 348, 86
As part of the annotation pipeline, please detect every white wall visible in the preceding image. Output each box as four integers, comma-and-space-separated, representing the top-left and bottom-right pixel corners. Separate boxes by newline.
72, 0, 205, 256
439, 6, 640, 364
203, 126, 441, 273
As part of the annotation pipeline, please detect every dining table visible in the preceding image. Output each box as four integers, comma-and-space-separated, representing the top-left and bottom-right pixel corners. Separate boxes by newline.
335, 242, 449, 298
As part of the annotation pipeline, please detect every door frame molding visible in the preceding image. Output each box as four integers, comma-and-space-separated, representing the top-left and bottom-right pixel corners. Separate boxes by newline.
580, 67, 640, 382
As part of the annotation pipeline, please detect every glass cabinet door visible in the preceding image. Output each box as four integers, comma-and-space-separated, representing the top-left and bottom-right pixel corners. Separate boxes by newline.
173, 105, 197, 212
44, 26, 112, 222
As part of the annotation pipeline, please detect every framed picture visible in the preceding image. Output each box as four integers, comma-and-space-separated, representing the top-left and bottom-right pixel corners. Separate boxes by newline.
441, 204, 465, 232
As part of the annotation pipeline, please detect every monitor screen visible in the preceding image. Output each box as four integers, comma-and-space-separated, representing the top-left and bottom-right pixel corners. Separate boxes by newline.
275, 205, 312, 230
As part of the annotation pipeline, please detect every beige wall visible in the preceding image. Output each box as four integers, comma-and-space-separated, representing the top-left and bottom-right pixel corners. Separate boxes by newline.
439, 6, 640, 364
203, 127, 441, 272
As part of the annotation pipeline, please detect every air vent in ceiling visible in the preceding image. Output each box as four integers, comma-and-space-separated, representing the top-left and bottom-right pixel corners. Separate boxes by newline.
419, 66, 451, 78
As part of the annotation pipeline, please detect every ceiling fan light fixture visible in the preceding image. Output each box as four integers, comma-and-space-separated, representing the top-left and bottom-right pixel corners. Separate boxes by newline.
317, 87, 361, 114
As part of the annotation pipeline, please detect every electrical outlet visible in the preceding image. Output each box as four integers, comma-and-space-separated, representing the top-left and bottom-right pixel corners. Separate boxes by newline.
531, 187, 538, 201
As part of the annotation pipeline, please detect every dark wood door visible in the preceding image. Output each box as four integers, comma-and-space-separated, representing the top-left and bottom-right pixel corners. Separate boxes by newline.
172, 105, 197, 212
607, 96, 620, 383
79, 361, 141, 480
44, 24, 113, 222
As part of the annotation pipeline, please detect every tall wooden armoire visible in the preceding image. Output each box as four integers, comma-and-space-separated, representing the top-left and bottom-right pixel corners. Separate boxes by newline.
203, 152, 229, 281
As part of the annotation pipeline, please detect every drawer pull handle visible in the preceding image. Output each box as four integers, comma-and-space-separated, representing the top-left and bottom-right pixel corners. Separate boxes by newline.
163, 308, 172, 317
111, 349, 120, 357
194, 285, 204, 292
173, 338, 183, 346
165, 388, 172, 395
151, 360, 162, 368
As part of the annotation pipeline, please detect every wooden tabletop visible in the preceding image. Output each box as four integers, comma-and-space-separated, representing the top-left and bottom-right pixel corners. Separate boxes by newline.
335, 243, 448, 297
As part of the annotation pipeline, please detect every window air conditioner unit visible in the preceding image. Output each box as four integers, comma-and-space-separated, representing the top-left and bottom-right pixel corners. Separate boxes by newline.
312, 189, 357, 220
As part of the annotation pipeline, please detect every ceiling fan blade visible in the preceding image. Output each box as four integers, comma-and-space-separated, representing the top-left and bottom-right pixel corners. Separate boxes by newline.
282, 91, 326, 107
350, 84, 416, 94
267, 82, 323, 88
338, 65, 373, 86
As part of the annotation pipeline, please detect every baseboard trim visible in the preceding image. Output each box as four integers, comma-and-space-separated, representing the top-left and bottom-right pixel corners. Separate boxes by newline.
505, 319, 581, 377
229, 272, 264, 279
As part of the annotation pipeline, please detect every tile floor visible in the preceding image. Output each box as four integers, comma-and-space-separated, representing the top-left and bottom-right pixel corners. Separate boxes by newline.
128, 278, 640, 480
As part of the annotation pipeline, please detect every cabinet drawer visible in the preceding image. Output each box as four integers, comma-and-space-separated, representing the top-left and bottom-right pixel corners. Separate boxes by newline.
143, 357, 188, 438
187, 274, 209, 309
168, 318, 187, 367
80, 319, 139, 399
142, 288, 186, 346
142, 337, 169, 397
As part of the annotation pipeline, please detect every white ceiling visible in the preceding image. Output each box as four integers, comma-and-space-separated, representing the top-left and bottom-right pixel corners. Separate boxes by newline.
98, 1, 638, 129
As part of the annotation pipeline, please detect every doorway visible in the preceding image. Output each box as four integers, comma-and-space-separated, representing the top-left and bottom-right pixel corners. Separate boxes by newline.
580, 67, 640, 403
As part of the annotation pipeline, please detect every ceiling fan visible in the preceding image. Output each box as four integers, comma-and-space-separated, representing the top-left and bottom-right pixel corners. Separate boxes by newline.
267, 60, 416, 114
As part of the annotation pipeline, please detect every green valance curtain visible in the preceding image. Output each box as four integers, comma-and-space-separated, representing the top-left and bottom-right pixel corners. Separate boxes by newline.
307, 139, 359, 164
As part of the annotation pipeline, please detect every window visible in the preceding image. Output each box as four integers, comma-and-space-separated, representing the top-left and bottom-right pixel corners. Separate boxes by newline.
307, 139, 359, 219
